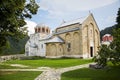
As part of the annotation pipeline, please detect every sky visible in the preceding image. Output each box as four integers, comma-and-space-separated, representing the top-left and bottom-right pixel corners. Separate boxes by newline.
25, 0, 120, 35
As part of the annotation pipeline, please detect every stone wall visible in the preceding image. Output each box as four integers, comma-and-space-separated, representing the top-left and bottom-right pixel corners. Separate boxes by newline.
0, 54, 24, 62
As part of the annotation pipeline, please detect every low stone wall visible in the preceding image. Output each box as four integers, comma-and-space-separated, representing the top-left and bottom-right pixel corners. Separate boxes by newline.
0, 54, 25, 62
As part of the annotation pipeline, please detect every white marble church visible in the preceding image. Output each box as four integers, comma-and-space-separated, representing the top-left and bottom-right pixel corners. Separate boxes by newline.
25, 24, 51, 56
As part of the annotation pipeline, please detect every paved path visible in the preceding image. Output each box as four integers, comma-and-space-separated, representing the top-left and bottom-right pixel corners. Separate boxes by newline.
35, 63, 93, 80
0, 63, 93, 80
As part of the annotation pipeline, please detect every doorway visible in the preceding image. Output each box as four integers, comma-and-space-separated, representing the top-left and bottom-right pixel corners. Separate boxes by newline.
90, 47, 93, 57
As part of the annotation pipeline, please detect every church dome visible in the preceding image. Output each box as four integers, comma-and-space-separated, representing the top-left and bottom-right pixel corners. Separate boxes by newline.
36, 23, 47, 28
34, 23, 50, 34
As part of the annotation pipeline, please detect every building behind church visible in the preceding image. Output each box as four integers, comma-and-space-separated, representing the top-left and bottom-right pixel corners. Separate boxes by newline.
101, 34, 113, 46
25, 13, 100, 58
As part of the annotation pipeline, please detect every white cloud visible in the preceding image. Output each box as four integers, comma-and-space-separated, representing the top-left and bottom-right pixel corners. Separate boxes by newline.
24, 20, 37, 36
39, 0, 118, 17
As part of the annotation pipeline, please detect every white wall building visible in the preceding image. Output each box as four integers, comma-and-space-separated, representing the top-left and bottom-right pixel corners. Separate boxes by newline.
25, 24, 51, 56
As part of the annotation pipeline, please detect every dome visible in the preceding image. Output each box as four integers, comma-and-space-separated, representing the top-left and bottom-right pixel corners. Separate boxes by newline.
34, 23, 50, 34
35, 23, 49, 29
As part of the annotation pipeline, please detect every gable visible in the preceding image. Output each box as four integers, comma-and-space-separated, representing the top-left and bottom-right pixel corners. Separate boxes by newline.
82, 13, 100, 32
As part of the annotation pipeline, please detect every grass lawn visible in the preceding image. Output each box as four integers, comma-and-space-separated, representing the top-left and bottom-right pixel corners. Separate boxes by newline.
0, 71, 41, 80
0, 63, 31, 69
1, 59, 92, 69
61, 66, 120, 80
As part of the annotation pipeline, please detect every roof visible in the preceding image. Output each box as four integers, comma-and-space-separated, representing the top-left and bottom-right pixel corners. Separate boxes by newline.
39, 34, 53, 41
103, 34, 111, 37
45, 36, 64, 43
35, 23, 49, 28
59, 15, 88, 27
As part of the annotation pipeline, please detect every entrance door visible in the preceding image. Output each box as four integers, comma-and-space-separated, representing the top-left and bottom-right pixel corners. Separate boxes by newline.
90, 47, 93, 57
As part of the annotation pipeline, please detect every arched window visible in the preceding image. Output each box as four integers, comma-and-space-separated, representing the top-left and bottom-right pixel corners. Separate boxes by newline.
42, 28, 45, 33
67, 42, 71, 51
35, 28, 37, 33
46, 29, 48, 33
38, 28, 40, 32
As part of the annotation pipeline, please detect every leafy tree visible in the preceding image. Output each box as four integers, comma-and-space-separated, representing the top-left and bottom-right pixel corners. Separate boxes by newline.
93, 8, 120, 67
93, 45, 111, 67
0, 0, 39, 48
110, 8, 120, 65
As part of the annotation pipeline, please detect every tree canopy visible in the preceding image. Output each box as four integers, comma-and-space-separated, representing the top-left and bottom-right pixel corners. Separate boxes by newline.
0, 0, 39, 47
94, 8, 120, 67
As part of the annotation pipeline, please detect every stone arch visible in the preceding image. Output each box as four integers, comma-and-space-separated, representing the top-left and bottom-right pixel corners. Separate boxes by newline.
65, 33, 71, 42
89, 23, 94, 57
89, 23, 94, 39
49, 44, 56, 56
73, 32, 80, 55
58, 44, 64, 56
65, 33, 71, 54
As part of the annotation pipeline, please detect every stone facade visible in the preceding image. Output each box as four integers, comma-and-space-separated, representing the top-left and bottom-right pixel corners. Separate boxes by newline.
46, 13, 100, 58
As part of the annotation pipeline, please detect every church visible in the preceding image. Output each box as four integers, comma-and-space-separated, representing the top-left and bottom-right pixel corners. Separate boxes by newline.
25, 13, 100, 58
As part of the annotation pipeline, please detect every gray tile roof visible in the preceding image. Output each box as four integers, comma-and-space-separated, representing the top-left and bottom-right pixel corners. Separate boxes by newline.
46, 36, 64, 43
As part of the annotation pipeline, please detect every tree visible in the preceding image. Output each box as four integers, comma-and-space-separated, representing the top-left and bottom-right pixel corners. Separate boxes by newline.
93, 45, 111, 67
116, 8, 120, 29
0, 0, 39, 48
110, 8, 120, 65
93, 8, 120, 67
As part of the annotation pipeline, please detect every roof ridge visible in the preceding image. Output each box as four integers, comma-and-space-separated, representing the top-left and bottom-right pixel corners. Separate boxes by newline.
59, 15, 88, 27
62, 16, 87, 24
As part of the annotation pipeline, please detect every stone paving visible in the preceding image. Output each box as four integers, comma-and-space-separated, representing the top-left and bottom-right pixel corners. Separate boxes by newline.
35, 63, 93, 80
0, 63, 93, 80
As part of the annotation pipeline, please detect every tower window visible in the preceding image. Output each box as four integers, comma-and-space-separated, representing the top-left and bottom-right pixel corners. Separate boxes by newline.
46, 29, 48, 33
42, 28, 45, 33
38, 28, 41, 32
41, 44, 43, 49
35, 28, 37, 33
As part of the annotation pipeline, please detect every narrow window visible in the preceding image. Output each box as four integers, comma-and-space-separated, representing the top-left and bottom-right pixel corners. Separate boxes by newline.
68, 43, 71, 48
90, 30, 92, 37
67, 42, 71, 51
41, 44, 43, 49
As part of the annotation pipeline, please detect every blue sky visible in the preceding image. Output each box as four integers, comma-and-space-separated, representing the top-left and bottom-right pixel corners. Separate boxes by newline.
25, 0, 120, 35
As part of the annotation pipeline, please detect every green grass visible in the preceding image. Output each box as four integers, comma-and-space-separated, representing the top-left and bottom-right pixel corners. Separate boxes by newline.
61, 66, 120, 80
2, 59, 92, 68
0, 64, 18, 69
0, 71, 41, 80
